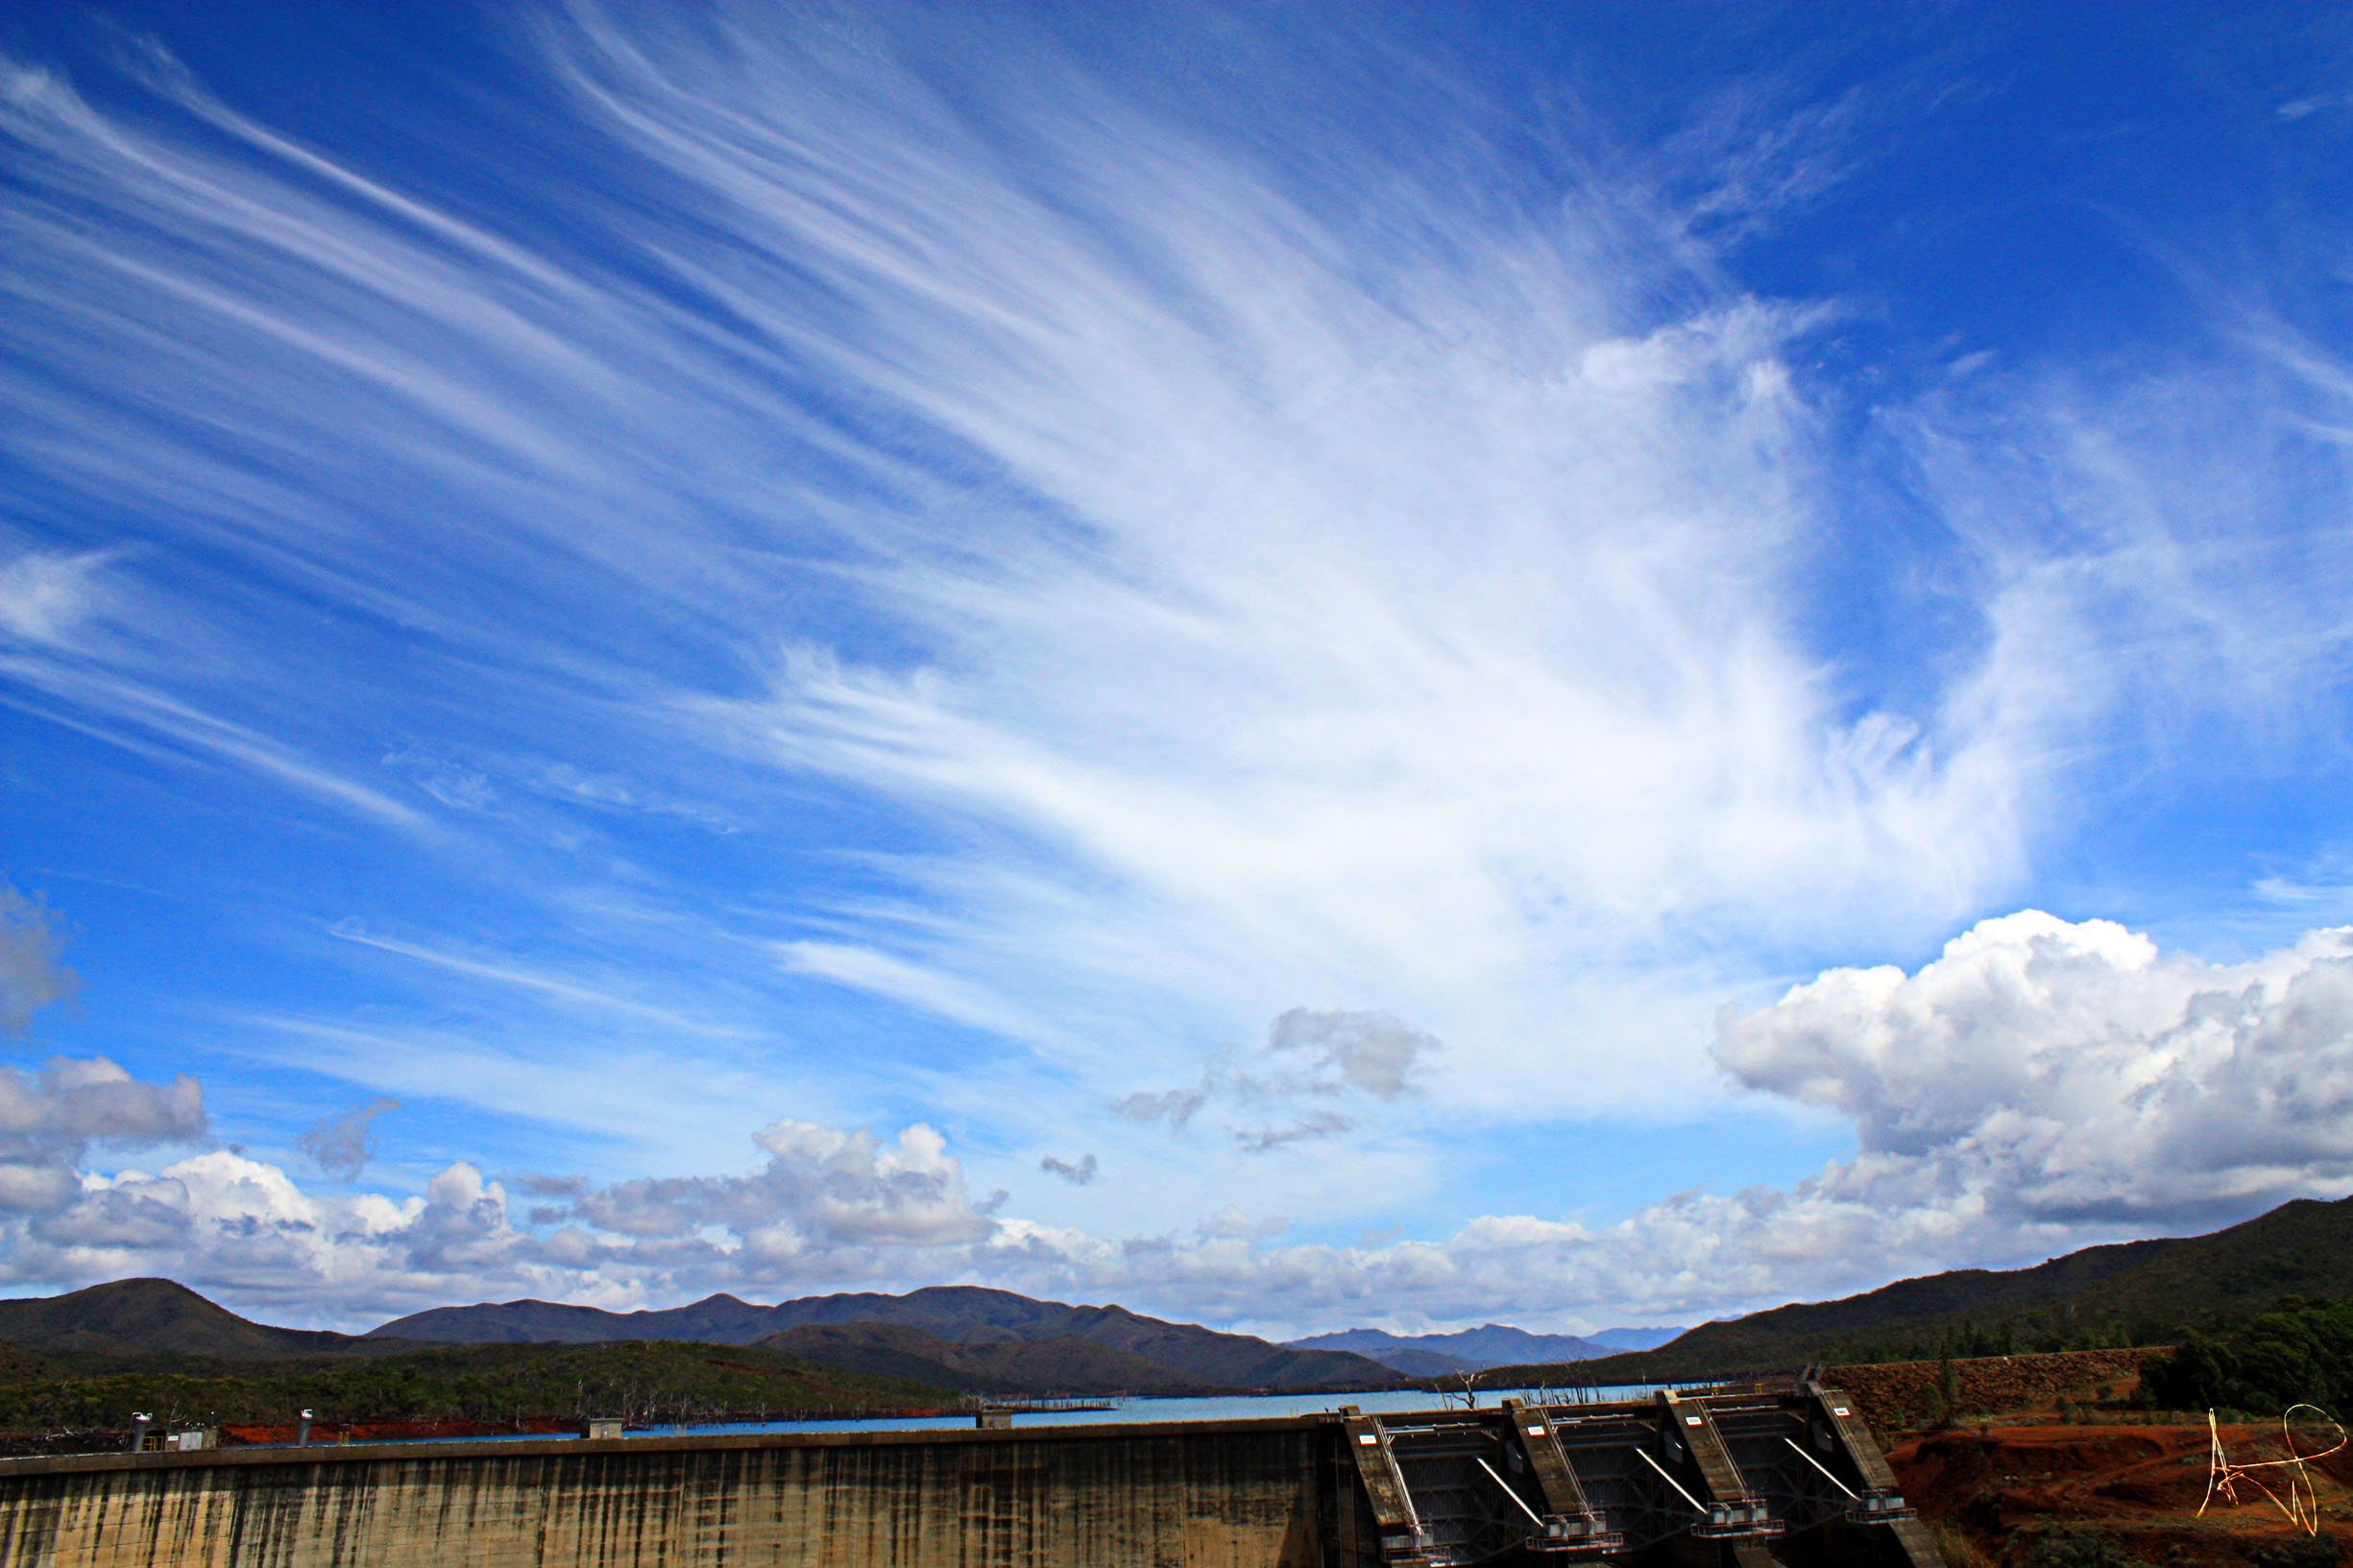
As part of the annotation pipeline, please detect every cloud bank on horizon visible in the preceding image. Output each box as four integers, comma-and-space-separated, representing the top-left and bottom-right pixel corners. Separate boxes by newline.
3, 1, 2353, 1333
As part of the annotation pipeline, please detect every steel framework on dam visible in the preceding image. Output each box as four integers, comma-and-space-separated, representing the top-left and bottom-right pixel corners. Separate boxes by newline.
1338, 1382, 1937, 1566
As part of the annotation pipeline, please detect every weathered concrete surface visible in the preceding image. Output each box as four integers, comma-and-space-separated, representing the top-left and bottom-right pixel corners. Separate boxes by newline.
0, 1417, 1345, 1568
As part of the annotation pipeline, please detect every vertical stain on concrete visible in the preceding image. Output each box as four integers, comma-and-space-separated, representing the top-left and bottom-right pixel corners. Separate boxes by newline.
0, 1495, 56, 1567
0, 1422, 1358, 1568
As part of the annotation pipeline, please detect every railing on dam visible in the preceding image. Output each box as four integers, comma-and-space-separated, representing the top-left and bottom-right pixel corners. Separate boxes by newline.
0, 1379, 1942, 1567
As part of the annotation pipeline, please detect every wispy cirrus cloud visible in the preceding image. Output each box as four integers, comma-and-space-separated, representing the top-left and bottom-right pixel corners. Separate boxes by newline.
7, 5, 2353, 1325
4, 7, 2314, 1123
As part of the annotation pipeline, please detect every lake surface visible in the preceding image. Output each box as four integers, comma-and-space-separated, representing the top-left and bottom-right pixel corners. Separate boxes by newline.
643, 1384, 1679, 1437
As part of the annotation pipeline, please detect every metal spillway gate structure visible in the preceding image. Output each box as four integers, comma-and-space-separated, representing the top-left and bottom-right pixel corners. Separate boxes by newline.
1336, 1382, 1940, 1567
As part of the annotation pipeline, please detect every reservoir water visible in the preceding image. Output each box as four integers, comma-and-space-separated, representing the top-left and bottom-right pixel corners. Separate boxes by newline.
642, 1384, 1679, 1437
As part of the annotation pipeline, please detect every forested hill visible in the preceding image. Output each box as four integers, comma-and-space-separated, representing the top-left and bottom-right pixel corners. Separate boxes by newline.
0, 1339, 955, 1437
0, 1278, 416, 1361
374, 1284, 1393, 1389
1499, 1194, 2353, 1384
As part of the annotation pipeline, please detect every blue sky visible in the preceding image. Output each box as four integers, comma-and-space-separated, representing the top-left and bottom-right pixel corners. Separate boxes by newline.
4, 1, 2353, 1334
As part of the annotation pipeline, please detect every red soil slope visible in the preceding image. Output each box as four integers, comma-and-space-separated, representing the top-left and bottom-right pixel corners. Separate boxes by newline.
1891, 1422, 2353, 1565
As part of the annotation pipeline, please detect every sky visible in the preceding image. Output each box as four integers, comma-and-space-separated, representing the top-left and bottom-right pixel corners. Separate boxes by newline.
4, 1, 2353, 1337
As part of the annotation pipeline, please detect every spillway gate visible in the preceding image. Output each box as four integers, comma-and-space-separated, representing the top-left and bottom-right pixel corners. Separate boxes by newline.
1338, 1381, 1935, 1565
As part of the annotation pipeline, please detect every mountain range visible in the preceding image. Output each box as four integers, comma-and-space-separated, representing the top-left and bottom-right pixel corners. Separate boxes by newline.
1280, 1323, 1683, 1375
372, 1285, 1393, 1390
12, 1194, 2349, 1398
0, 1279, 1397, 1395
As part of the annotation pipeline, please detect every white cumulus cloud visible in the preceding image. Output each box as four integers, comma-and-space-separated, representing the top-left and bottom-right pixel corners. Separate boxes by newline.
1716, 910, 2353, 1226
22, 912, 2353, 1334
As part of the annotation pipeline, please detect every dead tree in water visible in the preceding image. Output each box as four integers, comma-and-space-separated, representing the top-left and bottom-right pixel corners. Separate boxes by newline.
1441, 1370, 1483, 1410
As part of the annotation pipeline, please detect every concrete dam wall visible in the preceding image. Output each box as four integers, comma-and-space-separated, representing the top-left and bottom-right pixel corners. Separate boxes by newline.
0, 1387, 1942, 1567
5, 1418, 1335, 1568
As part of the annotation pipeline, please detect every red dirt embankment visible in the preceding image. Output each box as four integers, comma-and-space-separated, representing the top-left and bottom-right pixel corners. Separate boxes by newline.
1824, 1350, 2351, 1564
221, 1417, 581, 1445
1889, 1421, 2353, 1565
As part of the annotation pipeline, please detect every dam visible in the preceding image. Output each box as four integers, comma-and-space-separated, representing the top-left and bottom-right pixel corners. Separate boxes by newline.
0, 1382, 1939, 1567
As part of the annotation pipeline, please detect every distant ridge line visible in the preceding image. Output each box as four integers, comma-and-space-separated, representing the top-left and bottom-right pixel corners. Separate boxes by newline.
1280, 1323, 1685, 1373
1480, 1194, 2353, 1383
17, 1194, 2348, 1393
372, 1284, 1395, 1390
